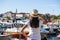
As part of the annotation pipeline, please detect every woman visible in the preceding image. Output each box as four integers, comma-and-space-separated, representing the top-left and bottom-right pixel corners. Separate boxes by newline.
21, 9, 44, 40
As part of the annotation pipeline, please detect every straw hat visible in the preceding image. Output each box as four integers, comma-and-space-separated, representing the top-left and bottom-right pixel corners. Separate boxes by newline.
30, 9, 38, 15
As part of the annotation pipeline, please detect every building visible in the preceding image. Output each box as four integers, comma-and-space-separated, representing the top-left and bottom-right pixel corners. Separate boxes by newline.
2, 11, 30, 23
3, 11, 29, 19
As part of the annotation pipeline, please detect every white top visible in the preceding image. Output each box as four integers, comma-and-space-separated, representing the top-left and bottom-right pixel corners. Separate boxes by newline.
27, 20, 43, 40
30, 28, 41, 40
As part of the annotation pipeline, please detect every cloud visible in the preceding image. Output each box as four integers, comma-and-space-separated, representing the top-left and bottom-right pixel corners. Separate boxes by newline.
48, 4, 58, 6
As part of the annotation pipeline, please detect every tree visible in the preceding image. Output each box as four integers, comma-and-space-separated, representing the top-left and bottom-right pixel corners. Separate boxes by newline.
50, 15, 57, 21
4, 16, 10, 20
57, 15, 60, 20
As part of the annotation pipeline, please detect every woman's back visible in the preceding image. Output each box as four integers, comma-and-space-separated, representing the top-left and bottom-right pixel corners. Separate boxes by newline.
30, 28, 41, 40
29, 15, 41, 40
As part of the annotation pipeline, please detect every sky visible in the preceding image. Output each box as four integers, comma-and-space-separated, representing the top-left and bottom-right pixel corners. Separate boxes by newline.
0, 0, 60, 15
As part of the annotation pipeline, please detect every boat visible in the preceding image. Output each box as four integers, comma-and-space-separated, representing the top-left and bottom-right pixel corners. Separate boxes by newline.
0, 20, 60, 40
2, 19, 32, 40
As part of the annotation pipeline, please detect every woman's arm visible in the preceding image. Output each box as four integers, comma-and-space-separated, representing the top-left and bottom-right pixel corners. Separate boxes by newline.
29, 14, 33, 20
38, 15, 44, 20
21, 24, 28, 38
21, 24, 27, 32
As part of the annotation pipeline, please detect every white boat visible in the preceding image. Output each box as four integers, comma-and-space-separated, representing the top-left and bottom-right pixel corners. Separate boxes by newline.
2, 20, 32, 40
0, 20, 60, 40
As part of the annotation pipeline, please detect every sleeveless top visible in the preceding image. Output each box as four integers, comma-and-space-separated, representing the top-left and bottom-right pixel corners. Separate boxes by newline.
24, 15, 42, 40
29, 20, 42, 40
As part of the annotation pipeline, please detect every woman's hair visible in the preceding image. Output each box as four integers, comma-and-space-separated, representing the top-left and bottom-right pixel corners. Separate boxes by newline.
30, 15, 39, 28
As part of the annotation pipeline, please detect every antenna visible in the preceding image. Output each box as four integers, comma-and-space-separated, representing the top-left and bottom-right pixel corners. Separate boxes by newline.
15, 9, 17, 25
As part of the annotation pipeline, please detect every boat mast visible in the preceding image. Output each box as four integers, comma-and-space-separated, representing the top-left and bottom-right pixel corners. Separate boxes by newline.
16, 9, 17, 24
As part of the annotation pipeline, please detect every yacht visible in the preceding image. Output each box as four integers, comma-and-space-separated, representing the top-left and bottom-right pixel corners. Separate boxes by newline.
0, 19, 32, 40
0, 20, 60, 40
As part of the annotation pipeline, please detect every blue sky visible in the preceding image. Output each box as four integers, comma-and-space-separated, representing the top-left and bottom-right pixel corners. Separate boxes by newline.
0, 0, 60, 15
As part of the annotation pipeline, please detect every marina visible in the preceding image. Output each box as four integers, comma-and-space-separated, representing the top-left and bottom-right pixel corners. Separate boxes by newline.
0, 9, 60, 40
0, 19, 60, 40
0, 0, 60, 40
